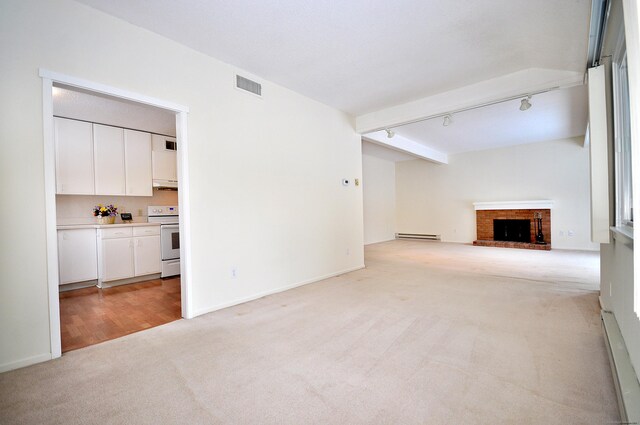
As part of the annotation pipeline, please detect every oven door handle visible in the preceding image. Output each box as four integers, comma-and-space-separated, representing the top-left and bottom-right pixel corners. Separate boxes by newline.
162, 224, 179, 230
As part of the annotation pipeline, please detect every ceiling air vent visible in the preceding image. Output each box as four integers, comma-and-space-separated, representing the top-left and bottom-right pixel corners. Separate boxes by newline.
236, 75, 262, 96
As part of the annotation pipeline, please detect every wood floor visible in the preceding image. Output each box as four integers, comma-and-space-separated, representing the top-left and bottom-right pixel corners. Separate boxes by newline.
59, 277, 181, 353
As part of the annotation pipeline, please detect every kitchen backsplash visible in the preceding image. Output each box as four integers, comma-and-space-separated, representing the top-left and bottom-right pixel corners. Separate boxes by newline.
56, 190, 179, 225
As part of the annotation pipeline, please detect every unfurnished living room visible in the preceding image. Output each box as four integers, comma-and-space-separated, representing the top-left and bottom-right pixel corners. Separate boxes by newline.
1, 0, 640, 424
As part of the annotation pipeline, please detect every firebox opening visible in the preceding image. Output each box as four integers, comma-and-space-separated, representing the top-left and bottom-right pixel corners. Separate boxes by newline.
493, 219, 531, 243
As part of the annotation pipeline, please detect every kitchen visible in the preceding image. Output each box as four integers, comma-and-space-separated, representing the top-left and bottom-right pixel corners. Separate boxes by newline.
52, 85, 182, 352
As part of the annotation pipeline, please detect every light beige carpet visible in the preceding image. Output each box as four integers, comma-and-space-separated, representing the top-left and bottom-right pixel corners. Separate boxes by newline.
0, 241, 618, 424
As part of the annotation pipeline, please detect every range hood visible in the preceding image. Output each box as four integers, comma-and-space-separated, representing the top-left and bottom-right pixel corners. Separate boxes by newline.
152, 134, 178, 190
153, 179, 178, 190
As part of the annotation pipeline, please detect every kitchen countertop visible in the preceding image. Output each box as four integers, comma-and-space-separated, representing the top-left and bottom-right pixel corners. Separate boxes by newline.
57, 222, 161, 230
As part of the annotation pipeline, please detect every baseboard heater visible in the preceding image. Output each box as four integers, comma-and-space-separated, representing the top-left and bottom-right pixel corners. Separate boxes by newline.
396, 233, 441, 241
601, 311, 640, 423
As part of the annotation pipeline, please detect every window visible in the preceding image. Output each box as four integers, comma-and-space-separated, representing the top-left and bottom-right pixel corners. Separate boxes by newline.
613, 44, 633, 228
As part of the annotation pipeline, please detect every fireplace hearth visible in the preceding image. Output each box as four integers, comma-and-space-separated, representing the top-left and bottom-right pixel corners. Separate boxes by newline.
472, 201, 552, 250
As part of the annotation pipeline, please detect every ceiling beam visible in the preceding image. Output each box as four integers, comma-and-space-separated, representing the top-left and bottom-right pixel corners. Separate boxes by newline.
362, 132, 448, 164
355, 68, 585, 134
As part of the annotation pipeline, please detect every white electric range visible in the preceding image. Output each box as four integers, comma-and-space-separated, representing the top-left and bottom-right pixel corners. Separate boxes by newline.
147, 206, 180, 278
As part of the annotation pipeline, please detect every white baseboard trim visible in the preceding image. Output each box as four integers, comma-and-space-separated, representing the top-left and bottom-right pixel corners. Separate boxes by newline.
601, 311, 640, 423
0, 353, 52, 374
193, 264, 365, 317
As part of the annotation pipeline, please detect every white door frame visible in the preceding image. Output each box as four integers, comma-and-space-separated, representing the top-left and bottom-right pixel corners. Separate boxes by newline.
39, 69, 194, 359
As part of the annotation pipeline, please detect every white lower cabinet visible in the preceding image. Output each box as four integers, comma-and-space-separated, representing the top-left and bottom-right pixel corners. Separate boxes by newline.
101, 237, 135, 282
57, 229, 98, 284
97, 225, 161, 286
134, 235, 161, 276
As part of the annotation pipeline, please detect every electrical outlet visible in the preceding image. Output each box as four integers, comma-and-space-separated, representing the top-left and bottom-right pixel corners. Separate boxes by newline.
138, 209, 143, 216
568, 230, 575, 237
231, 268, 238, 279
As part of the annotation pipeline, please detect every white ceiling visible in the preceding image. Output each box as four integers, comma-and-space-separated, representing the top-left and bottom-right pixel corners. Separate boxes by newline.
73, 0, 593, 163
371, 84, 588, 156
74, 0, 591, 116
53, 85, 177, 136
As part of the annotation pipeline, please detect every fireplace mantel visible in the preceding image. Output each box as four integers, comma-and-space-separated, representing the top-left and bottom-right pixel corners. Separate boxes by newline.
473, 200, 554, 211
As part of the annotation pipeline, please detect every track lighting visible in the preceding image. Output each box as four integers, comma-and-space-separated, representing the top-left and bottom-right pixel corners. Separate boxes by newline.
442, 115, 452, 127
385, 129, 395, 138
519, 96, 532, 111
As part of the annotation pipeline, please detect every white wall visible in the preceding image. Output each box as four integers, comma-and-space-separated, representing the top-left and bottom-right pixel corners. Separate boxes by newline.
362, 154, 396, 244
624, 0, 640, 384
0, 0, 364, 371
396, 138, 599, 250
600, 0, 640, 383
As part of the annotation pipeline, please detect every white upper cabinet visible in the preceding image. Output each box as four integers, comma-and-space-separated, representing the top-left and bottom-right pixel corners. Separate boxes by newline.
152, 134, 178, 182
124, 129, 153, 196
54, 117, 95, 195
93, 124, 125, 195
54, 118, 157, 197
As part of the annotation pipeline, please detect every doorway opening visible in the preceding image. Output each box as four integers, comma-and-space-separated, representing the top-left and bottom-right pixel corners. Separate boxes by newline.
41, 69, 193, 359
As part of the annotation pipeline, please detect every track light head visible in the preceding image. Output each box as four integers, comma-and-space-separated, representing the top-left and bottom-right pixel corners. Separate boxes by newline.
443, 115, 452, 127
519, 96, 532, 111
385, 129, 395, 138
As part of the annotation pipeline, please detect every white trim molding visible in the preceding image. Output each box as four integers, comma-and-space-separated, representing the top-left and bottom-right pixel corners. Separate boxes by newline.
38, 69, 189, 113
176, 111, 193, 319
473, 200, 554, 210
42, 77, 62, 360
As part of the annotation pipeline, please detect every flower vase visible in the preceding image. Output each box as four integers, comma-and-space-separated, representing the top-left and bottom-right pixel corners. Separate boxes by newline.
97, 216, 116, 225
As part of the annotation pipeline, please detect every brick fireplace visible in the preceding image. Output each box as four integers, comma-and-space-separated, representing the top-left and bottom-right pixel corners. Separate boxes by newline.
472, 201, 553, 250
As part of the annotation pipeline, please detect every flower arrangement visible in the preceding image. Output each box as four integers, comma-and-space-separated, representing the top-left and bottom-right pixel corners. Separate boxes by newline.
93, 204, 118, 217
